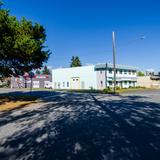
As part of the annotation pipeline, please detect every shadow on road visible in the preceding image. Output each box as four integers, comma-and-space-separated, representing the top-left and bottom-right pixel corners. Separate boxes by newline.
0, 91, 160, 160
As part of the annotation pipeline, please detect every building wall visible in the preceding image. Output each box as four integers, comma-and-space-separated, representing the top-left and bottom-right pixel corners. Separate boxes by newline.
97, 70, 106, 90
11, 75, 52, 88
11, 77, 25, 88
137, 76, 160, 88
27, 75, 52, 88
52, 66, 97, 90
52, 64, 137, 90
96, 69, 137, 89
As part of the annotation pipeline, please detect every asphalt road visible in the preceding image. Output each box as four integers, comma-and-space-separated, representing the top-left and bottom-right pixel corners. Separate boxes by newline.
0, 89, 160, 160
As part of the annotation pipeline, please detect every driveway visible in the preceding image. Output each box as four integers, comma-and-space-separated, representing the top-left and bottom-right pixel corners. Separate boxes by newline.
0, 90, 160, 160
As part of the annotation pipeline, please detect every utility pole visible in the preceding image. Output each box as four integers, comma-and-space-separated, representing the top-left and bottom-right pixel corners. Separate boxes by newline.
105, 63, 108, 88
112, 31, 116, 93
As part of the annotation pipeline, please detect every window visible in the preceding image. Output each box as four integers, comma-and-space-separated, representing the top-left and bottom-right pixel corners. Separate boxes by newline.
67, 82, 69, 87
109, 69, 112, 74
63, 82, 65, 87
100, 81, 103, 87
124, 81, 127, 85
124, 71, 127, 74
109, 81, 112, 86
58, 82, 60, 88
129, 71, 131, 75
133, 82, 136, 87
119, 70, 122, 74
100, 71, 103, 74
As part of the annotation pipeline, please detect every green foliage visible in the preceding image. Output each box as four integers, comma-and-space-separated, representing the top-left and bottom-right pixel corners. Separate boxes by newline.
116, 86, 121, 90
70, 56, 82, 67
0, 8, 51, 79
129, 86, 146, 89
137, 71, 145, 77
102, 87, 112, 93
42, 66, 50, 75
35, 69, 41, 75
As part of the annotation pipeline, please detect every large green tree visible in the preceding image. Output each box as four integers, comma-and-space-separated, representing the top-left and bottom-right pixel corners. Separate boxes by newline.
0, 7, 50, 79
70, 56, 82, 67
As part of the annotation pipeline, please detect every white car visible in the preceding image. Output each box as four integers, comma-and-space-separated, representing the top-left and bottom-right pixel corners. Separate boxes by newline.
44, 81, 52, 89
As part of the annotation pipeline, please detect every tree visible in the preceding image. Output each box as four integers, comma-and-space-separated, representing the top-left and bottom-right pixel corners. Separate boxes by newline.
0, 7, 50, 79
42, 66, 50, 75
70, 56, 82, 67
35, 69, 41, 75
137, 71, 145, 77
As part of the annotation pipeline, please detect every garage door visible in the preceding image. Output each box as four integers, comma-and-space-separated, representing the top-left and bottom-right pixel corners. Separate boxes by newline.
33, 81, 40, 88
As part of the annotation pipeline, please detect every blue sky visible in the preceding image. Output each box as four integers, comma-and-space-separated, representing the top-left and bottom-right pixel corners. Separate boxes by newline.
3, 0, 160, 71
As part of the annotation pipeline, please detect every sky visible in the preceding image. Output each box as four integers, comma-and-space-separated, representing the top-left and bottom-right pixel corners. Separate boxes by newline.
3, 0, 160, 71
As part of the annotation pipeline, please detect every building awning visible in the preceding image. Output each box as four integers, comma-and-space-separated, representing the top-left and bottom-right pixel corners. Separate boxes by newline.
95, 63, 137, 71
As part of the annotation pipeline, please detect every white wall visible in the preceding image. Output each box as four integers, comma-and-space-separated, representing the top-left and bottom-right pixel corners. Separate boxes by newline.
137, 76, 160, 88
52, 66, 97, 90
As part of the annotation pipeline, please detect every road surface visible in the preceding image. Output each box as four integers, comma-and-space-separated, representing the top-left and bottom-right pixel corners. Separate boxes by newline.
0, 90, 160, 160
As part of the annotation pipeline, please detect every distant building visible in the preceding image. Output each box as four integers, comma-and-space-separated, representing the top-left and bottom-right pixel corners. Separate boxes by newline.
137, 76, 160, 88
52, 63, 137, 90
145, 69, 155, 76
11, 74, 52, 89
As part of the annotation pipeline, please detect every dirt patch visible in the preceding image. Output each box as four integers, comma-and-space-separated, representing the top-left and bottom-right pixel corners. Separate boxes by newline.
0, 95, 38, 112
0, 100, 37, 112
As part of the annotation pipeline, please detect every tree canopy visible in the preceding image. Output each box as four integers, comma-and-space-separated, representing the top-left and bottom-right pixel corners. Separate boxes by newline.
0, 7, 50, 79
70, 56, 82, 67
35, 69, 41, 75
42, 66, 50, 75
137, 71, 145, 77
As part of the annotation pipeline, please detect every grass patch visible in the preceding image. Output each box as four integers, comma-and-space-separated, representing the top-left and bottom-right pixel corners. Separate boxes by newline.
54, 87, 153, 95
116, 87, 151, 93
53, 89, 117, 94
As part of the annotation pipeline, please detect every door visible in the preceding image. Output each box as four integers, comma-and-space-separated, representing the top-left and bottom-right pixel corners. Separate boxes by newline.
71, 77, 80, 89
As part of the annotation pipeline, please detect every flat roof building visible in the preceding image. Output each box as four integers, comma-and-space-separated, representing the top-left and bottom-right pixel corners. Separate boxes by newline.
52, 65, 97, 90
52, 63, 137, 90
11, 74, 52, 89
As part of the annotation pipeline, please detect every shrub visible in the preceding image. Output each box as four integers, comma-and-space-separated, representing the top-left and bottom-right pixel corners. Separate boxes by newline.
103, 87, 112, 94
116, 86, 121, 90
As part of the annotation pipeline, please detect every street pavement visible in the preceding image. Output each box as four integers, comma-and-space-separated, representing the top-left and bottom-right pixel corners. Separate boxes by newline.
0, 89, 160, 160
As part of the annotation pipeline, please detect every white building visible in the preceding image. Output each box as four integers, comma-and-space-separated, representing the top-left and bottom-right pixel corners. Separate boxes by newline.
95, 63, 137, 89
52, 65, 97, 89
52, 63, 137, 90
